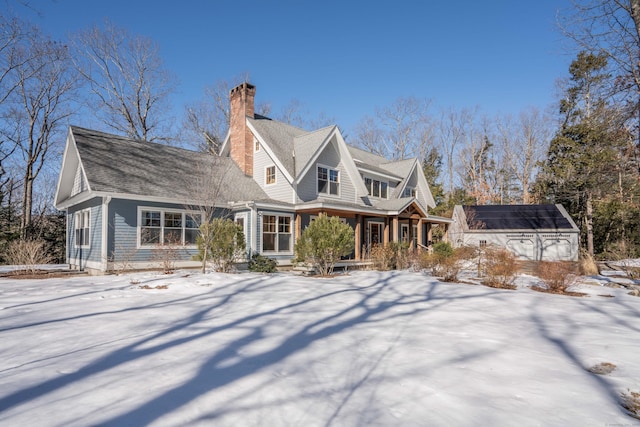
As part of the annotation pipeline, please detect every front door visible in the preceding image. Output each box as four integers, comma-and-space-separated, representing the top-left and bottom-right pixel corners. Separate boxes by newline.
369, 222, 383, 246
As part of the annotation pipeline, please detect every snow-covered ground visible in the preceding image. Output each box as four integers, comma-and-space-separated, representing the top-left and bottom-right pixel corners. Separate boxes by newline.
0, 268, 639, 426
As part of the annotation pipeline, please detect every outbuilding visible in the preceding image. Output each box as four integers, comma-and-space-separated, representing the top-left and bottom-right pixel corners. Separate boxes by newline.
449, 204, 580, 261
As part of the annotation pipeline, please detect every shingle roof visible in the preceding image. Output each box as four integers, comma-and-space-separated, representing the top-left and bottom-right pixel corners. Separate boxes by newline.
72, 126, 268, 204
248, 116, 307, 177
462, 205, 576, 230
293, 125, 336, 175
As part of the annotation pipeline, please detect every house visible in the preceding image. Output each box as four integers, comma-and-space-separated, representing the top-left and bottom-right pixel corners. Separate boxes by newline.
449, 204, 580, 261
54, 82, 451, 273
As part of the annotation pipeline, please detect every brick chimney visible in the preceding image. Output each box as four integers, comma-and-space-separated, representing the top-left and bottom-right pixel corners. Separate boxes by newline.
229, 82, 256, 176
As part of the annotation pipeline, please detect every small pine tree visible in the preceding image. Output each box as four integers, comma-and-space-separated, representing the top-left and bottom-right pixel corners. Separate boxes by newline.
196, 218, 245, 273
294, 215, 354, 276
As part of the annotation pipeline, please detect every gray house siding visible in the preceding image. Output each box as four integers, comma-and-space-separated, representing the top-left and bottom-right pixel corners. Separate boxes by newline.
253, 142, 293, 203
67, 197, 102, 269
108, 199, 229, 265
297, 139, 357, 204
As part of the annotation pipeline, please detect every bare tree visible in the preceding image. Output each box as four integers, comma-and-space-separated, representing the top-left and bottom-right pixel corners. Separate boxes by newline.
3, 26, 78, 235
72, 20, 176, 142
457, 116, 501, 205
353, 96, 432, 161
0, 14, 38, 205
496, 108, 551, 204
186, 155, 236, 273
437, 106, 477, 195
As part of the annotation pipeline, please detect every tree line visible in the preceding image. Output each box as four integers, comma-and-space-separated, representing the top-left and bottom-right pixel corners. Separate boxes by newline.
1, 0, 639, 263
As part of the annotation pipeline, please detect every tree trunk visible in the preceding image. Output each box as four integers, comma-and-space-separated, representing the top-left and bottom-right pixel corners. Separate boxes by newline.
201, 245, 208, 274
586, 191, 594, 257
21, 169, 33, 238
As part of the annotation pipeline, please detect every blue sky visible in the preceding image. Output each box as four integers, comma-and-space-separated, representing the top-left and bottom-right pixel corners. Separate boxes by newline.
12, 0, 573, 134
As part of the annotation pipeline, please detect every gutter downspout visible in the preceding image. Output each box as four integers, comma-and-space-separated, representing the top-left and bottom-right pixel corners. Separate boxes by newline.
102, 196, 112, 271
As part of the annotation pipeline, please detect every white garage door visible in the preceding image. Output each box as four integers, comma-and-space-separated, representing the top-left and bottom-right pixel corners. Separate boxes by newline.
507, 239, 534, 260
543, 239, 572, 261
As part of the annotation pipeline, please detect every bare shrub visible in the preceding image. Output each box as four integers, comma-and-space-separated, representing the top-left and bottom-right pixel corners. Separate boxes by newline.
534, 261, 578, 293
483, 247, 518, 289
108, 244, 139, 275
369, 242, 410, 271
621, 389, 640, 420
579, 250, 599, 276
434, 254, 462, 282
5, 239, 53, 274
370, 243, 394, 270
151, 234, 183, 274
586, 362, 616, 375
419, 242, 463, 282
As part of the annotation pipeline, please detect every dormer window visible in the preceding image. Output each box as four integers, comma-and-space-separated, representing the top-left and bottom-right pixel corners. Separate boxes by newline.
403, 187, 416, 198
318, 165, 339, 196
364, 177, 388, 199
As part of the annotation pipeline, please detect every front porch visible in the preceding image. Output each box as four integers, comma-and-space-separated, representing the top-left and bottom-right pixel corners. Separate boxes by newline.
294, 202, 451, 261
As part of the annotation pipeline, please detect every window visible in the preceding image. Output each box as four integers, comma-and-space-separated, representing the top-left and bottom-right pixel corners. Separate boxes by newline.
266, 165, 276, 185
363, 176, 388, 199
262, 214, 292, 253
254, 137, 260, 152
74, 209, 90, 247
403, 187, 416, 198
140, 209, 201, 246
185, 214, 201, 245
163, 212, 182, 244
318, 166, 339, 196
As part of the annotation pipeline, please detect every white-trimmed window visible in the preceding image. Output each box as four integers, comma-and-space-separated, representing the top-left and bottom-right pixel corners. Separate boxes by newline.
364, 176, 388, 199
403, 187, 416, 198
254, 137, 260, 152
262, 214, 292, 253
74, 209, 90, 248
139, 208, 201, 246
318, 165, 339, 196
266, 165, 276, 185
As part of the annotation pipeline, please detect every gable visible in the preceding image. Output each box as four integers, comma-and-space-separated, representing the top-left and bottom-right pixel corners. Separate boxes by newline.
295, 127, 367, 199
55, 128, 85, 207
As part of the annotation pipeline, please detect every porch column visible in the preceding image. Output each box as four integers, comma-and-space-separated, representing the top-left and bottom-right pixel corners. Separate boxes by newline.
417, 218, 423, 252
408, 218, 413, 249
392, 217, 398, 243
354, 214, 361, 260
296, 213, 302, 239
427, 223, 433, 245
384, 217, 389, 245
